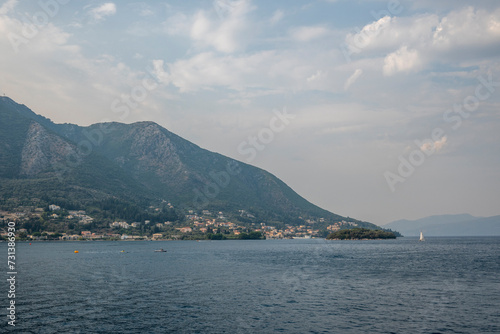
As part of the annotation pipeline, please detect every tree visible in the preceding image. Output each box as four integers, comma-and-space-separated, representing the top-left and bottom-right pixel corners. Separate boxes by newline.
207, 233, 226, 240
326, 228, 396, 240
239, 231, 263, 240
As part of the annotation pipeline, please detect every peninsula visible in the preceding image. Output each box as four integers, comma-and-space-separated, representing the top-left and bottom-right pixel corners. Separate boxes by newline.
327, 228, 397, 240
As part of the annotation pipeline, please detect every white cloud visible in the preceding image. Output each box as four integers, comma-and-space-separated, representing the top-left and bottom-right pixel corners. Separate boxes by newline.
151, 48, 341, 94
152, 52, 266, 92
90, 3, 117, 22
346, 7, 500, 74
420, 136, 447, 153
307, 70, 326, 83
0, 0, 17, 15
383, 46, 421, 76
344, 68, 363, 90
270, 10, 284, 25
291, 26, 329, 42
189, 0, 254, 53
434, 136, 447, 151
163, 12, 189, 35
0, 10, 75, 54
0, 8, 157, 126
151, 59, 170, 85
432, 7, 500, 50
345, 16, 394, 53
0, 1, 499, 226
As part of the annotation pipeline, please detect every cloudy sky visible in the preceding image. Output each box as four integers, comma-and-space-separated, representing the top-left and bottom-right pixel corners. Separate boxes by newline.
1, 0, 500, 225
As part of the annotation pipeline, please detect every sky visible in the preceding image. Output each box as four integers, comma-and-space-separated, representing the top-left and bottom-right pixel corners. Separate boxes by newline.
1, 0, 500, 225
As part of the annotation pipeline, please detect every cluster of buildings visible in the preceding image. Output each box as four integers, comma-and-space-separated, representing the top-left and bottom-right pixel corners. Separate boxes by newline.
109, 220, 174, 230
92, 209, 348, 239
49, 206, 94, 224
1, 206, 95, 225
67, 211, 94, 224
155, 210, 328, 239
264, 225, 321, 239
327, 220, 357, 232
106, 209, 329, 239
48, 210, 94, 224
26, 231, 148, 241
2, 204, 355, 241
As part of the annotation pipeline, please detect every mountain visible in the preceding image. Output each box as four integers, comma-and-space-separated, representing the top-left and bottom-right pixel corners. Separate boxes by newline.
383, 214, 500, 236
0, 96, 379, 229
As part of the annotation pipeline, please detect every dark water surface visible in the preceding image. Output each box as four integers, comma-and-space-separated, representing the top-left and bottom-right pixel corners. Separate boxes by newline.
2, 237, 500, 333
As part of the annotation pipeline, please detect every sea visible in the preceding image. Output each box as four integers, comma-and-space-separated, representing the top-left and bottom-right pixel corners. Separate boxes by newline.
2, 237, 500, 333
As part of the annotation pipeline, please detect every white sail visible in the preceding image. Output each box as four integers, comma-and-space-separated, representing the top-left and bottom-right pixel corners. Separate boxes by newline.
419, 231, 425, 242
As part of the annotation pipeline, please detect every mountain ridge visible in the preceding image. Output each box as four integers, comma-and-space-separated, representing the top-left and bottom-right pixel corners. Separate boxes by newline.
383, 214, 500, 236
0, 96, 380, 231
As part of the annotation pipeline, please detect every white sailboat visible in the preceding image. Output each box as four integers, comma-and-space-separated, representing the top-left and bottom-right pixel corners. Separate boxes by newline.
419, 231, 425, 242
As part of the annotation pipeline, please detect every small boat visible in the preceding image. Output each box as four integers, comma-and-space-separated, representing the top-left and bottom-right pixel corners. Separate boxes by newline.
292, 235, 312, 239
154, 248, 167, 252
419, 231, 425, 242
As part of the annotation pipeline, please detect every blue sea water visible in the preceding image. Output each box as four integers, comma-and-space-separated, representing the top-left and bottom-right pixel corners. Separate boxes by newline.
2, 237, 500, 333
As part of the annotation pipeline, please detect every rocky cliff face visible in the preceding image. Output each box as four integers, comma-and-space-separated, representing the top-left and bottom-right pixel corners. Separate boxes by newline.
119, 122, 186, 179
20, 122, 74, 176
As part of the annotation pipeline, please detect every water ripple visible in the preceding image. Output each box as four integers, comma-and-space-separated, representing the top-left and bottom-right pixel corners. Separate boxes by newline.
3, 238, 500, 333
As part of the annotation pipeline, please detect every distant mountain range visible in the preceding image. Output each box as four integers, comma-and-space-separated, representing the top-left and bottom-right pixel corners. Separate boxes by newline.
383, 214, 500, 236
0, 96, 380, 230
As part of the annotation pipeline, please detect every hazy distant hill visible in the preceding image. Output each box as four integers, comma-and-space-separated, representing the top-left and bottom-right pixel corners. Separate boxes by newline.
0, 96, 380, 229
383, 214, 500, 236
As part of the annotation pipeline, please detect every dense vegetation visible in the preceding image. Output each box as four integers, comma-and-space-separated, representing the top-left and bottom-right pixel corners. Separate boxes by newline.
326, 228, 397, 240
204, 231, 264, 240
237, 231, 264, 239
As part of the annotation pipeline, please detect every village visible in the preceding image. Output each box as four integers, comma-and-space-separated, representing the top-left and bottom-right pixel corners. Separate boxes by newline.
0, 205, 357, 241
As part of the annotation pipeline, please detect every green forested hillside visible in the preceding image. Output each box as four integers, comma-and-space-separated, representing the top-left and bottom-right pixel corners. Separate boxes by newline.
0, 96, 381, 230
